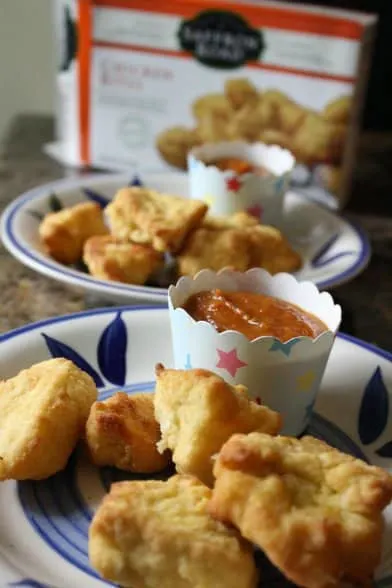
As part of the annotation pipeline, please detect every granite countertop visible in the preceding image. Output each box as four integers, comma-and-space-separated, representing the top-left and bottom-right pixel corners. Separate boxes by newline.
0, 115, 391, 350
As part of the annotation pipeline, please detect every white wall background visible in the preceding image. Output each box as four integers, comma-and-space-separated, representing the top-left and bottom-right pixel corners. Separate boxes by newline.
0, 0, 55, 145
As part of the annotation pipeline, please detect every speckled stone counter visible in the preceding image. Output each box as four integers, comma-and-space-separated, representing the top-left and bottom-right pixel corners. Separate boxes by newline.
0, 116, 391, 350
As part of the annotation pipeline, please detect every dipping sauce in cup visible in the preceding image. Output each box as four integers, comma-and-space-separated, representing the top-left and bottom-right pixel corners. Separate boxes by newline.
168, 268, 342, 437
208, 157, 270, 178
183, 289, 327, 342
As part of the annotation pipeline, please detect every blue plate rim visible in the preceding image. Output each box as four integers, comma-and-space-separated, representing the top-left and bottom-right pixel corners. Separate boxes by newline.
0, 173, 371, 295
0, 304, 390, 366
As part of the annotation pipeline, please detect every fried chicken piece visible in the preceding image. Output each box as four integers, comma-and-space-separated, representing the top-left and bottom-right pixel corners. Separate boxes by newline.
192, 93, 233, 122
224, 78, 258, 110
83, 235, 164, 285
0, 358, 97, 480
89, 475, 258, 588
39, 201, 108, 264
323, 95, 351, 125
292, 113, 346, 165
201, 211, 259, 231
210, 433, 392, 588
247, 225, 302, 274
154, 365, 281, 486
156, 126, 200, 169
85, 392, 170, 473
106, 187, 208, 254
177, 226, 252, 278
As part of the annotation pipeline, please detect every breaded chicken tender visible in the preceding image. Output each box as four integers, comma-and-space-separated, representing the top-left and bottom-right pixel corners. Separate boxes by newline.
154, 365, 281, 486
177, 226, 252, 278
83, 235, 164, 285
210, 433, 392, 588
224, 78, 258, 110
106, 187, 208, 254
247, 225, 302, 274
89, 474, 259, 588
85, 392, 170, 473
202, 211, 259, 231
0, 358, 97, 480
39, 201, 108, 264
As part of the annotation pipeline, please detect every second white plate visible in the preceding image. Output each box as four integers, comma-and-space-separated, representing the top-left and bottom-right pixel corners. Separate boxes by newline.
0, 172, 370, 303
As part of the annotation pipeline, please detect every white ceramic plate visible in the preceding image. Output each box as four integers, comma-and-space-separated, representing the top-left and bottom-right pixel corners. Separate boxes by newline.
0, 173, 370, 304
0, 306, 391, 587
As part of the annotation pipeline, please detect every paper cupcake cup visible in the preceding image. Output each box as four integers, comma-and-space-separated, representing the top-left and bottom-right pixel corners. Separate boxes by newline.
187, 141, 295, 228
168, 268, 341, 437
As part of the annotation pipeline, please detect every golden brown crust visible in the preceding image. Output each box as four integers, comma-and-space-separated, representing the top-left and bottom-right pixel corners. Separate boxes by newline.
0, 358, 97, 480
292, 113, 347, 165
258, 129, 292, 151
322, 95, 351, 125
39, 202, 108, 265
246, 225, 302, 274
177, 226, 252, 277
106, 187, 208, 253
195, 112, 231, 143
83, 235, 164, 285
85, 392, 170, 473
227, 103, 267, 142
201, 212, 259, 231
277, 99, 308, 134
156, 126, 200, 169
89, 474, 258, 588
210, 433, 392, 588
192, 93, 233, 122
224, 78, 258, 110
154, 366, 281, 486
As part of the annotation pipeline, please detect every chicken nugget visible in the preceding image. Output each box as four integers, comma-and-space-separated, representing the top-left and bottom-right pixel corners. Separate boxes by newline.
39, 201, 108, 265
156, 126, 200, 169
292, 113, 346, 165
89, 474, 258, 588
323, 95, 351, 125
83, 235, 164, 285
224, 78, 258, 110
202, 211, 259, 231
0, 358, 97, 480
210, 433, 392, 588
85, 392, 170, 473
106, 187, 208, 254
154, 365, 281, 486
196, 112, 231, 143
177, 226, 251, 277
247, 225, 302, 274
258, 129, 292, 151
192, 93, 233, 121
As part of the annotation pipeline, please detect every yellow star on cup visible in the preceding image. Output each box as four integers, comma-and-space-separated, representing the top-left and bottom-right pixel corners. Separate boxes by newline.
296, 370, 316, 393
203, 194, 214, 207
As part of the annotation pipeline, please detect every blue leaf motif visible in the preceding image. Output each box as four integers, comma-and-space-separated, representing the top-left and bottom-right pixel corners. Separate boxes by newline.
9, 581, 48, 588
376, 441, 392, 458
129, 175, 143, 186
358, 366, 389, 445
82, 188, 110, 208
311, 233, 355, 269
97, 312, 127, 386
42, 333, 104, 388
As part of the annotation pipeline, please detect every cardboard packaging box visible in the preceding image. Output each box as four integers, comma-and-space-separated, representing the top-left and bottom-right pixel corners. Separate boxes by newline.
50, 0, 377, 209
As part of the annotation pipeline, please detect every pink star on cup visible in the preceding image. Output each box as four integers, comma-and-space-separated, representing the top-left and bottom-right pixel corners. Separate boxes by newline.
216, 348, 247, 378
246, 204, 263, 219
225, 176, 242, 192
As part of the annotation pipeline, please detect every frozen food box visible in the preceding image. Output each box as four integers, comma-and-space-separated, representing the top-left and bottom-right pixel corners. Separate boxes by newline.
50, 0, 377, 209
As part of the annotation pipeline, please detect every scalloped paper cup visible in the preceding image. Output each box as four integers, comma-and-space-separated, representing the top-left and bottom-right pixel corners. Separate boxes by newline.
168, 269, 341, 436
187, 141, 295, 227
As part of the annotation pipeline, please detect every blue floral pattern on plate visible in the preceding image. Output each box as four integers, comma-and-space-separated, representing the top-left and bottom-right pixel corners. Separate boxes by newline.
14, 313, 391, 588
42, 312, 128, 388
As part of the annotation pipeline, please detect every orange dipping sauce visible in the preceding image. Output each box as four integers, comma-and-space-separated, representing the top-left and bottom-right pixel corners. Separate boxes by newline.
210, 157, 270, 177
183, 289, 327, 341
